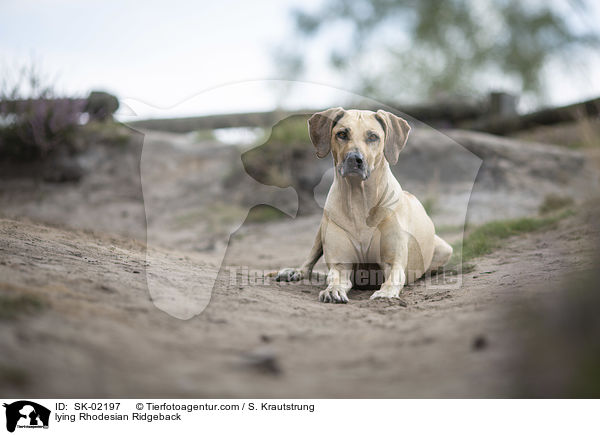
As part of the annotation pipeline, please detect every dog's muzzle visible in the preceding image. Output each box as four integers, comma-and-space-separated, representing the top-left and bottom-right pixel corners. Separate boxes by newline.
340, 151, 369, 180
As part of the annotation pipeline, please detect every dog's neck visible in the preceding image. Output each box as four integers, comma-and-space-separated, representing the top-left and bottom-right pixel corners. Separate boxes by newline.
334, 160, 396, 201
328, 160, 401, 232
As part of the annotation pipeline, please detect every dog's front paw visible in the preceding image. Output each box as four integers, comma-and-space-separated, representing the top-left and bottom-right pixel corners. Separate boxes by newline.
370, 285, 401, 300
319, 286, 349, 304
275, 268, 303, 282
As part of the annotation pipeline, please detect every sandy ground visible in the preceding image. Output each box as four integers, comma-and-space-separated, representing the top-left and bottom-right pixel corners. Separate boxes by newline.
1, 129, 599, 398
0, 202, 598, 398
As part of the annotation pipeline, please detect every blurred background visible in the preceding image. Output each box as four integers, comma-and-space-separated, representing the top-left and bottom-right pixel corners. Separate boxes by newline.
1, 0, 600, 115
1, 0, 599, 398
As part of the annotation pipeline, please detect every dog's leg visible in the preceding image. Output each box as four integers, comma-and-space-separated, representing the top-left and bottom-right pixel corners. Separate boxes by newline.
319, 265, 352, 303
275, 225, 323, 282
371, 217, 408, 299
427, 235, 453, 272
370, 262, 406, 299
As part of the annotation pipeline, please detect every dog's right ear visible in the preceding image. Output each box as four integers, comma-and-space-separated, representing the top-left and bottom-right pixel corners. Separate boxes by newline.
308, 107, 345, 158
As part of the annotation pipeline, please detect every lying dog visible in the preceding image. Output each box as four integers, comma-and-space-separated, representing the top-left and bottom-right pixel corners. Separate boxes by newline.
276, 108, 453, 303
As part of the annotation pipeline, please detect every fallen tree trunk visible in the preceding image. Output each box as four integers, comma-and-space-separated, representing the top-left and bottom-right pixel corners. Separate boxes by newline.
127, 96, 600, 135
461, 97, 600, 135
127, 100, 486, 132
128, 110, 306, 132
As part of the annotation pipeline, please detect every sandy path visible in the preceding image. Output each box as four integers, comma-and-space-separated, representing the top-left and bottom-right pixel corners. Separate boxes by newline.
1, 200, 597, 398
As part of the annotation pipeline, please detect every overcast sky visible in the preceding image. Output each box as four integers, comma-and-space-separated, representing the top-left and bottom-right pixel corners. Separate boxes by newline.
1, 0, 599, 119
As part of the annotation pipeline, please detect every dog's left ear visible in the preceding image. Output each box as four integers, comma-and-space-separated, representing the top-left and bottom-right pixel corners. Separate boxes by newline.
308, 107, 345, 158
375, 110, 411, 165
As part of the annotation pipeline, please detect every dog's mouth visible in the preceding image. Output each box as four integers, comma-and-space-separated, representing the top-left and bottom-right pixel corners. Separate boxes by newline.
339, 165, 369, 180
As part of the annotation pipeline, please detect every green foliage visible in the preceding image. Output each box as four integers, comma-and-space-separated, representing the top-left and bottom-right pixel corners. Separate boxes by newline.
454, 209, 574, 266
0, 364, 29, 387
85, 91, 119, 122
0, 62, 85, 160
438, 209, 574, 275
262, 116, 310, 145
242, 114, 312, 188
539, 194, 574, 215
85, 91, 119, 121
422, 197, 437, 216
173, 203, 242, 231
195, 129, 216, 141
0, 292, 46, 320
246, 205, 287, 223
284, 0, 599, 101
78, 121, 133, 148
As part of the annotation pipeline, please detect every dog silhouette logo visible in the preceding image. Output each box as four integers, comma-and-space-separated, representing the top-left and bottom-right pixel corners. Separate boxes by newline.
3, 401, 50, 433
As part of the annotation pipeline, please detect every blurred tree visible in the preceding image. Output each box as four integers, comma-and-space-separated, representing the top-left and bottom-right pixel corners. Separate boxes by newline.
0, 62, 85, 160
279, 0, 599, 104
85, 91, 119, 122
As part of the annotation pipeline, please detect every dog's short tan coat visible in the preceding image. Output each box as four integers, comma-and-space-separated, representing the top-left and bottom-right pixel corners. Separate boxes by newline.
276, 108, 453, 302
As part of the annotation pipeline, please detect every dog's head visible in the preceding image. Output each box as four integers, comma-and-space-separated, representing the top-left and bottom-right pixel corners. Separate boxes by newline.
308, 108, 410, 180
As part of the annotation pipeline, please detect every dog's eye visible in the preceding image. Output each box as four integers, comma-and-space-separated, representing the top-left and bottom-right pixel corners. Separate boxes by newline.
367, 133, 379, 142
336, 131, 348, 140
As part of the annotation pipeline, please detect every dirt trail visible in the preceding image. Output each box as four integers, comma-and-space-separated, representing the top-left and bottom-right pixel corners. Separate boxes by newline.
1, 201, 598, 398
1, 129, 598, 398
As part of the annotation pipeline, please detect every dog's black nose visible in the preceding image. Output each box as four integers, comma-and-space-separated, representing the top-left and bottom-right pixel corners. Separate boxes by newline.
341, 150, 368, 179
345, 151, 364, 169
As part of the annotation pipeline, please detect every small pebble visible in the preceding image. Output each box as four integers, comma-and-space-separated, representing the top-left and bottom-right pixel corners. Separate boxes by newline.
240, 348, 281, 375
472, 335, 488, 351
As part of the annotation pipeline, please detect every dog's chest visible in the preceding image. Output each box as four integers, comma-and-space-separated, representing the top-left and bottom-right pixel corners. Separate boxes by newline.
323, 174, 403, 263
350, 227, 381, 263
326, 207, 382, 263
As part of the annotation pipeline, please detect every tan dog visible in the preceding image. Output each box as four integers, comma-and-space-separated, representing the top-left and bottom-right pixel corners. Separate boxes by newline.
276, 108, 453, 303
